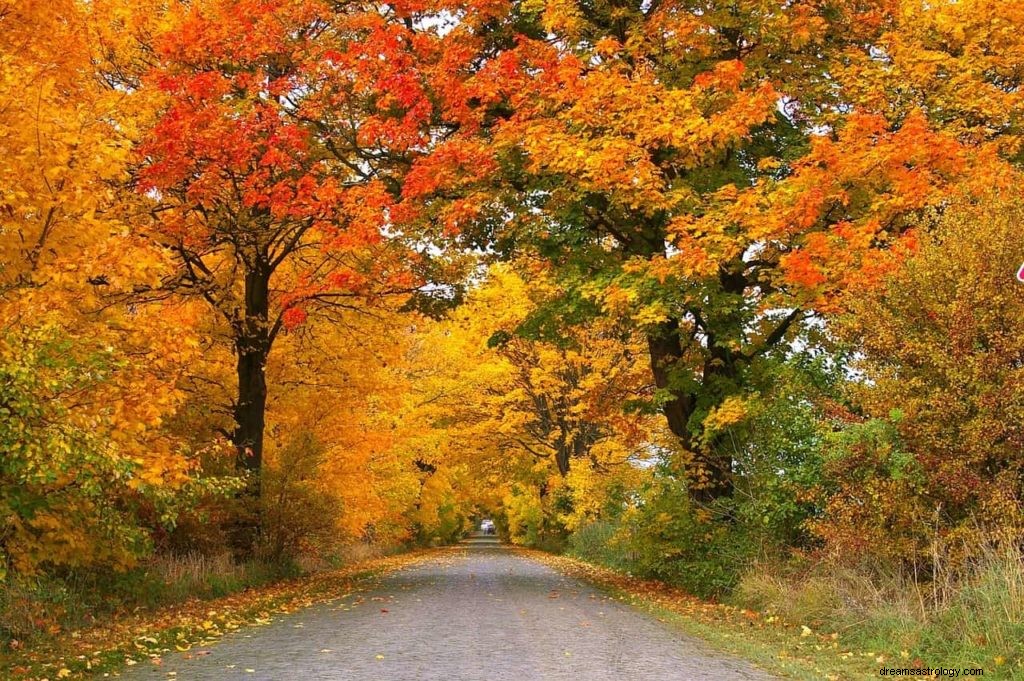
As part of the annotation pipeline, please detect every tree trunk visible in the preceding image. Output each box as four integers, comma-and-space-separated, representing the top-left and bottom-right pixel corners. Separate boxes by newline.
230, 266, 271, 555
554, 443, 571, 476
646, 318, 694, 446
645, 318, 733, 503
616, 222, 736, 501
234, 343, 267, 477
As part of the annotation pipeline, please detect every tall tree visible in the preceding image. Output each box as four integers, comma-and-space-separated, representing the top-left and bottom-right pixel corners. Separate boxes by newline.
0, 1, 224, 575
403, 0, 990, 503
135, 0, 447, 546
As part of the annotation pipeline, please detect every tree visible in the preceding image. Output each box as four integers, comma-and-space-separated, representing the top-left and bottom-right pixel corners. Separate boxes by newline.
0, 0, 129, 294
403, 0, 979, 503
0, 1, 226, 576
388, 262, 661, 543
135, 0, 441, 546
817, 192, 1024, 565
260, 305, 427, 553
839, 0, 1024, 160
484, 265, 657, 478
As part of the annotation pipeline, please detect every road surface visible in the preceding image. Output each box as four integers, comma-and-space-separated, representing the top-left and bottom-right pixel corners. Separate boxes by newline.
118, 536, 775, 680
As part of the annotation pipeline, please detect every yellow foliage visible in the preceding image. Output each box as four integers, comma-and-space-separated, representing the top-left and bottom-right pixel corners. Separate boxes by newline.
702, 397, 750, 439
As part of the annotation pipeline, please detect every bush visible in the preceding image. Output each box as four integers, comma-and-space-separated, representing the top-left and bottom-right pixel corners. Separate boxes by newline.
567, 521, 630, 570
822, 195, 1024, 571
1, 326, 150, 575
260, 431, 344, 564
594, 475, 757, 598
0, 552, 303, 644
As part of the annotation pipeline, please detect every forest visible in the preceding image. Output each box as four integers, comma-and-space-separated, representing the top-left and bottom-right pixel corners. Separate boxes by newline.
1, 0, 1023, 677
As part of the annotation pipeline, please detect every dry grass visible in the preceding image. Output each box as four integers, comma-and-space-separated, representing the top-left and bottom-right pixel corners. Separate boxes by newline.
732, 541, 1024, 675
152, 552, 243, 588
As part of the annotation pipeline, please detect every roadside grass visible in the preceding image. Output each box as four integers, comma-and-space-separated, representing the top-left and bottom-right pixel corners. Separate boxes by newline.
524, 549, 1024, 680
731, 545, 1024, 680
0, 550, 432, 680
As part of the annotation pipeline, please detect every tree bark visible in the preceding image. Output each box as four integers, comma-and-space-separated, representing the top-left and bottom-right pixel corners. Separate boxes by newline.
646, 318, 694, 447
645, 318, 734, 503
234, 343, 268, 477
554, 442, 571, 476
230, 265, 271, 555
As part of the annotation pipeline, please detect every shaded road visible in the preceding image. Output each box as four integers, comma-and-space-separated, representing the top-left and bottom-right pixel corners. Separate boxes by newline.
118, 537, 776, 680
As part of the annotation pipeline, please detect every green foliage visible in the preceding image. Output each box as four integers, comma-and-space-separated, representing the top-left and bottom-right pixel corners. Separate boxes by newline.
0, 325, 148, 575
0, 553, 301, 642
562, 353, 841, 597
729, 355, 840, 548
621, 476, 758, 598
567, 521, 632, 572
732, 544, 1024, 675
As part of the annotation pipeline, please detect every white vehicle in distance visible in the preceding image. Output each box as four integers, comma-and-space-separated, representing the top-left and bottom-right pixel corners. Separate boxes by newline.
480, 519, 495, 535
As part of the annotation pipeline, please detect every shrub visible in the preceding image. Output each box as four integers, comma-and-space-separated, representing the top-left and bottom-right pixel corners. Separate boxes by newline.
613, 475, 758, 598
567, 520, 629, 570
0, 552, 304, 644
823, 195, 1024, 571
260, 431, 344, 564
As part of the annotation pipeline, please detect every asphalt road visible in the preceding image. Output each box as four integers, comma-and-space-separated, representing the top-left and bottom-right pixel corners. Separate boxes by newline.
117, 536, 776, 680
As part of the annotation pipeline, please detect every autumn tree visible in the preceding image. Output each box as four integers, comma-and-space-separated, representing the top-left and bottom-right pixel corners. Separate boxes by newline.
388, 262, 661, 544
839, 0, 1024, 159
0, 1, 129, 293
0, 1, 226, 575
404, 0, 1000, 504
135, 0, 455, 538
817, 192, 1024, 564
484, 266, 657, 478
258, 306, 429, 557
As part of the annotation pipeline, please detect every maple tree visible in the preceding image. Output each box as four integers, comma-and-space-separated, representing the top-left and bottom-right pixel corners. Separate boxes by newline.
400, 0, 1020, 505
132, 0, 458, 548
0, 1, 230, 576
0, 1, 126, 293
259, 307, 429, 554
838, 0, 1024, 159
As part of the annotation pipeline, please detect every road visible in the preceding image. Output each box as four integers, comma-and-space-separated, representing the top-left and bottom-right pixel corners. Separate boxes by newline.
118, 536, 776, 680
